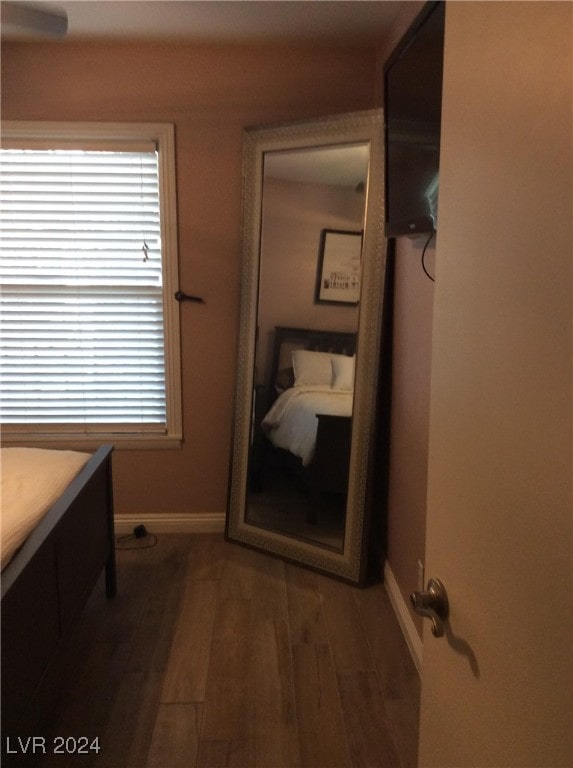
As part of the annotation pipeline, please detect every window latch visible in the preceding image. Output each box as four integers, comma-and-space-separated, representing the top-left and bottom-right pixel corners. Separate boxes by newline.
174, 291, 204, 304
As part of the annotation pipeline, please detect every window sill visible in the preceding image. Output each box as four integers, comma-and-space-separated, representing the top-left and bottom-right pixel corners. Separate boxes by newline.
0, 433, 183, 451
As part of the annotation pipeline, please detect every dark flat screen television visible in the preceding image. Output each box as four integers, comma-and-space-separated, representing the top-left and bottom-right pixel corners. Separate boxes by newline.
384, 1, 445, 237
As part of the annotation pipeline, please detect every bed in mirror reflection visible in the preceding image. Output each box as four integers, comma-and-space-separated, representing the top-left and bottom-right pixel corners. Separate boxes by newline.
247, 326, 356, 552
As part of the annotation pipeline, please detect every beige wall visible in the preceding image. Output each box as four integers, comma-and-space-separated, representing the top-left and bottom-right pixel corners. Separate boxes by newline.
3, 11, 434, 623
257, 177, 362, 390
1, 41, 377, 517
387, 236, 435, 635
375, 0, 432, 636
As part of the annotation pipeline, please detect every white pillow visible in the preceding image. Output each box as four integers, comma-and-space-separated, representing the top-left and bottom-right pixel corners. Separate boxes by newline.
331, 354, 355, 391
292, 349, 333, 387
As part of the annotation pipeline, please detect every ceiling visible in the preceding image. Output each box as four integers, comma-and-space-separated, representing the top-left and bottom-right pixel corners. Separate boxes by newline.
266, 144, 370, 187
1, 0, 402, 45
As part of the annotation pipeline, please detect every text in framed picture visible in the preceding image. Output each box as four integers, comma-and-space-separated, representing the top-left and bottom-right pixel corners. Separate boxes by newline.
315, 229, 363, 304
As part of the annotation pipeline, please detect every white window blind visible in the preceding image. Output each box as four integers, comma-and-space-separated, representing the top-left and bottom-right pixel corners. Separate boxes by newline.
0, 144, 170, 434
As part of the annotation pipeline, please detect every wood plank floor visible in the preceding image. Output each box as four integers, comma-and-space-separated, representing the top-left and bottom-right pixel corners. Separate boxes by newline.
4, 534, 420, 768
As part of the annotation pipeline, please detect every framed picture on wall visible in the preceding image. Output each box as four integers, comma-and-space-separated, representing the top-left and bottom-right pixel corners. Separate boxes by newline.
315, 229, 363, 304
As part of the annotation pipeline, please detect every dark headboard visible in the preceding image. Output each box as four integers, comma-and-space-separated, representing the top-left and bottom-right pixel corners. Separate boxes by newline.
267, 326, 356, 407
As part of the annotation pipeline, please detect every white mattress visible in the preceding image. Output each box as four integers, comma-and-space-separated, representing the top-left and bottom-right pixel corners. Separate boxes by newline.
1, 447, 91, 571
261, 385, 353, 466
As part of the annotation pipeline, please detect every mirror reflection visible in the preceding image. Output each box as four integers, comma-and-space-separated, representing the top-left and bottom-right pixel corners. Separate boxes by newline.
245, 143, 370, 552
226, 109, 385, 584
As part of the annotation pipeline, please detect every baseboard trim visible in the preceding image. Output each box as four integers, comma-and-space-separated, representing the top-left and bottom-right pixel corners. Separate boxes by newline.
384, 561, 423, 674
114, 512, 226, 536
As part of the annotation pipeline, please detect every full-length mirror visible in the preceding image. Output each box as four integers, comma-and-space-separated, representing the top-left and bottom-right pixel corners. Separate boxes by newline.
226, 110, 386, 584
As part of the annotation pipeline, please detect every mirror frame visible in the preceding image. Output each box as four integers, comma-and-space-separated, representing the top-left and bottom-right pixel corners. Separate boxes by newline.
226, 109, 386, 584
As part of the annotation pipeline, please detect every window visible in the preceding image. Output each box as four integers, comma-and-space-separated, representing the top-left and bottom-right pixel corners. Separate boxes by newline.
0, 122, 182, 448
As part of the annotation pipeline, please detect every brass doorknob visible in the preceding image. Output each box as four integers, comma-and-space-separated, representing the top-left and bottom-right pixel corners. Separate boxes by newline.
410, 578, 449, 637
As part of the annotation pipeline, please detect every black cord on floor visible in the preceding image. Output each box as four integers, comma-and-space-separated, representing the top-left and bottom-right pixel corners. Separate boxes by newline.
115, 526, 158, 550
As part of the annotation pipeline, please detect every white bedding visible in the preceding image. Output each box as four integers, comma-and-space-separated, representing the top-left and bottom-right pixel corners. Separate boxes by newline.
0, 448, 91, 571
261, 385, 353, 466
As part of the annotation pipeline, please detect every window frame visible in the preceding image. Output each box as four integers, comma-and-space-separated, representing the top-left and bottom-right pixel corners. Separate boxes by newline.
0, 121, 182, 450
